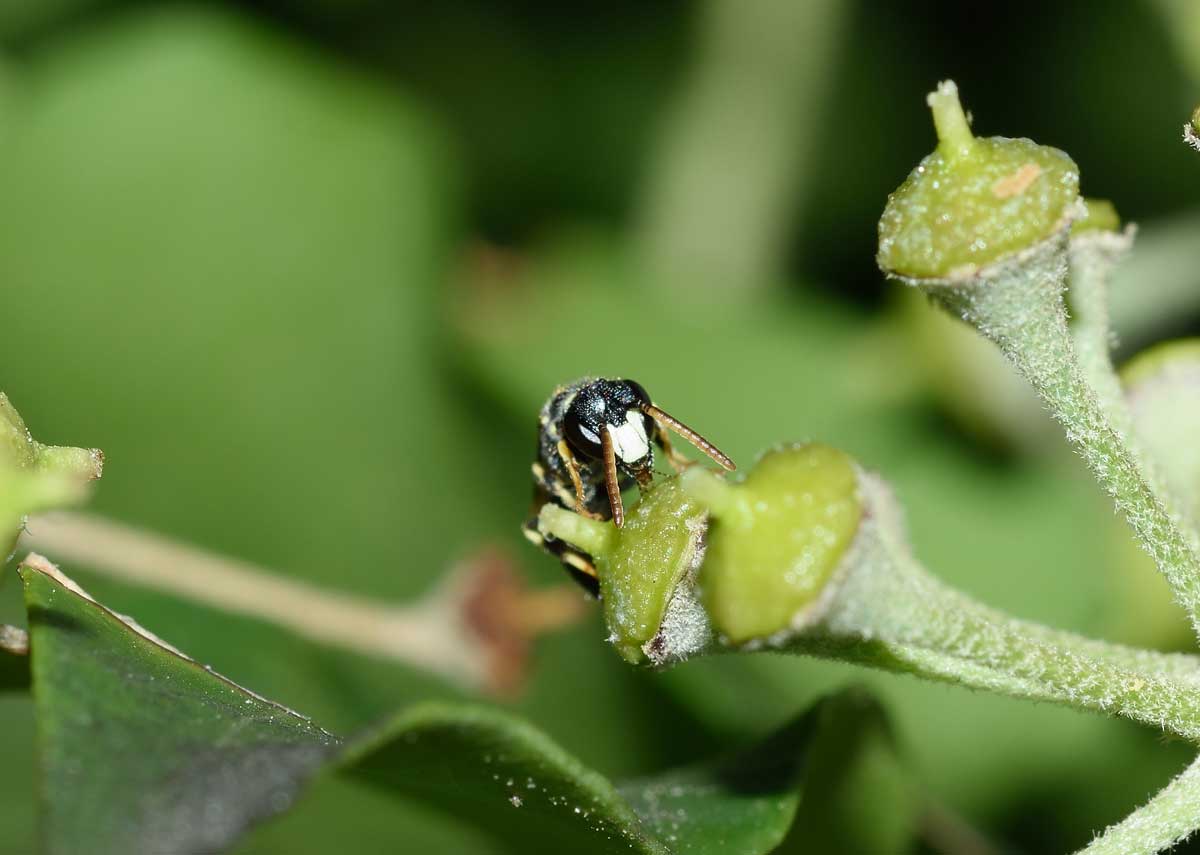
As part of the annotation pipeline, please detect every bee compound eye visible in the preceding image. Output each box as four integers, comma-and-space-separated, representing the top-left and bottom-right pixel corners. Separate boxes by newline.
563, 408, 604, 459
624, 379, 652, 408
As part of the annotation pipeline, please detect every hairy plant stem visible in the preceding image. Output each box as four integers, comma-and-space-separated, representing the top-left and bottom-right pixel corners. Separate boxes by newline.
1068, 228, 1136, 432
777, 475, 1200, 743
1076, 753, 1200, 855
902, 233, 1200, 638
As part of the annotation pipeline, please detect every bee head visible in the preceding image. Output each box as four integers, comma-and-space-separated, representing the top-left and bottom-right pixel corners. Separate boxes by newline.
563, 379, 655, 473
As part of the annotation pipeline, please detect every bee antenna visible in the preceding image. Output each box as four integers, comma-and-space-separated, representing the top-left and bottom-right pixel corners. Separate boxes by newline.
601, 429, 626, 527
642, 403, 736, 471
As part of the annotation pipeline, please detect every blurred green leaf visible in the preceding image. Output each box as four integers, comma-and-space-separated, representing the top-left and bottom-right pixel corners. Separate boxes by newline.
1150, 0, 1200, 86
892, 288, 1052, 452
0, 0, 102, 42
635, 0, 847, 295
1109, 211, 1200, 352
781, 689, 917, 853
0, 624, 28, 690
451, 232, 889, 469
0, 5, 476, 600
20, 552, 898, 855
0, 14, 504, 848
1123, 340, 1200, 528
0, 18, 683, 808
0, 24, 696, 855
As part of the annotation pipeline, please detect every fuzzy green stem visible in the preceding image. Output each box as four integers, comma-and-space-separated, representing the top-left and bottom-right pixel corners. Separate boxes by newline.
1068, 225, 1136, 434
917, 235, 1200, 639
538, 504, 615, 557
927, 80, 975, 162
557, 449, 1200, 740
1075, 753, 1200, 855
788, 475, 1200, 742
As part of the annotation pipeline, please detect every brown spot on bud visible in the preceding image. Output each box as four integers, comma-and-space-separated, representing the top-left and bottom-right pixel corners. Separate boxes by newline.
991, 162, 1042, 199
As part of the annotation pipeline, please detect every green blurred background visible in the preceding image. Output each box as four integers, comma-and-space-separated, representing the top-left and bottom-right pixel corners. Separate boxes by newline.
2, 1, 1199, 852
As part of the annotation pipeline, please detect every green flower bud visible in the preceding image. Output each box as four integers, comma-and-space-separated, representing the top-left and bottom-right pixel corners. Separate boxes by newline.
539, 479, 707, 665
536, 444, 864, 662
685, 444, 862, 644
877, 80, 1080, 280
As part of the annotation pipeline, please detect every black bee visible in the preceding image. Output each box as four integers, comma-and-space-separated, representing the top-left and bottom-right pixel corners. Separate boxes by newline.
523, 377, 735, 595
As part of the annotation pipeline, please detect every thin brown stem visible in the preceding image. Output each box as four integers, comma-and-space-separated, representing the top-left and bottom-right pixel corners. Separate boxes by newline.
18, 512, 584, 696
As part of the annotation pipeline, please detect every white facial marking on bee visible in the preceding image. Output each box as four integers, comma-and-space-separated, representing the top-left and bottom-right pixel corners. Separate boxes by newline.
607, 411, 650, 463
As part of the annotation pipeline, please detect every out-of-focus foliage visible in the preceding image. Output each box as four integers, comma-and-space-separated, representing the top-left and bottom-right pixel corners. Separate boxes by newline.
2, 1, 1200, 852
17, 553, 894, 855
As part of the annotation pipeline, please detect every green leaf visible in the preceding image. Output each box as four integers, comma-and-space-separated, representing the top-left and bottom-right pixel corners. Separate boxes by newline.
621, 689, 905, 855
340, 703, 666, 854
337, 690, 889, 855
20, 553, 894, 854
307, 691, 891, 855
20, 555, 339, 855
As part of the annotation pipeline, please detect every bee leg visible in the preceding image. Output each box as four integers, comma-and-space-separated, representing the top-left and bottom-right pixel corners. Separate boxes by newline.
560, 549, 601, 597
556, 439, 605, 520
533, 460, 575, 509
522, 514, 600, 598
